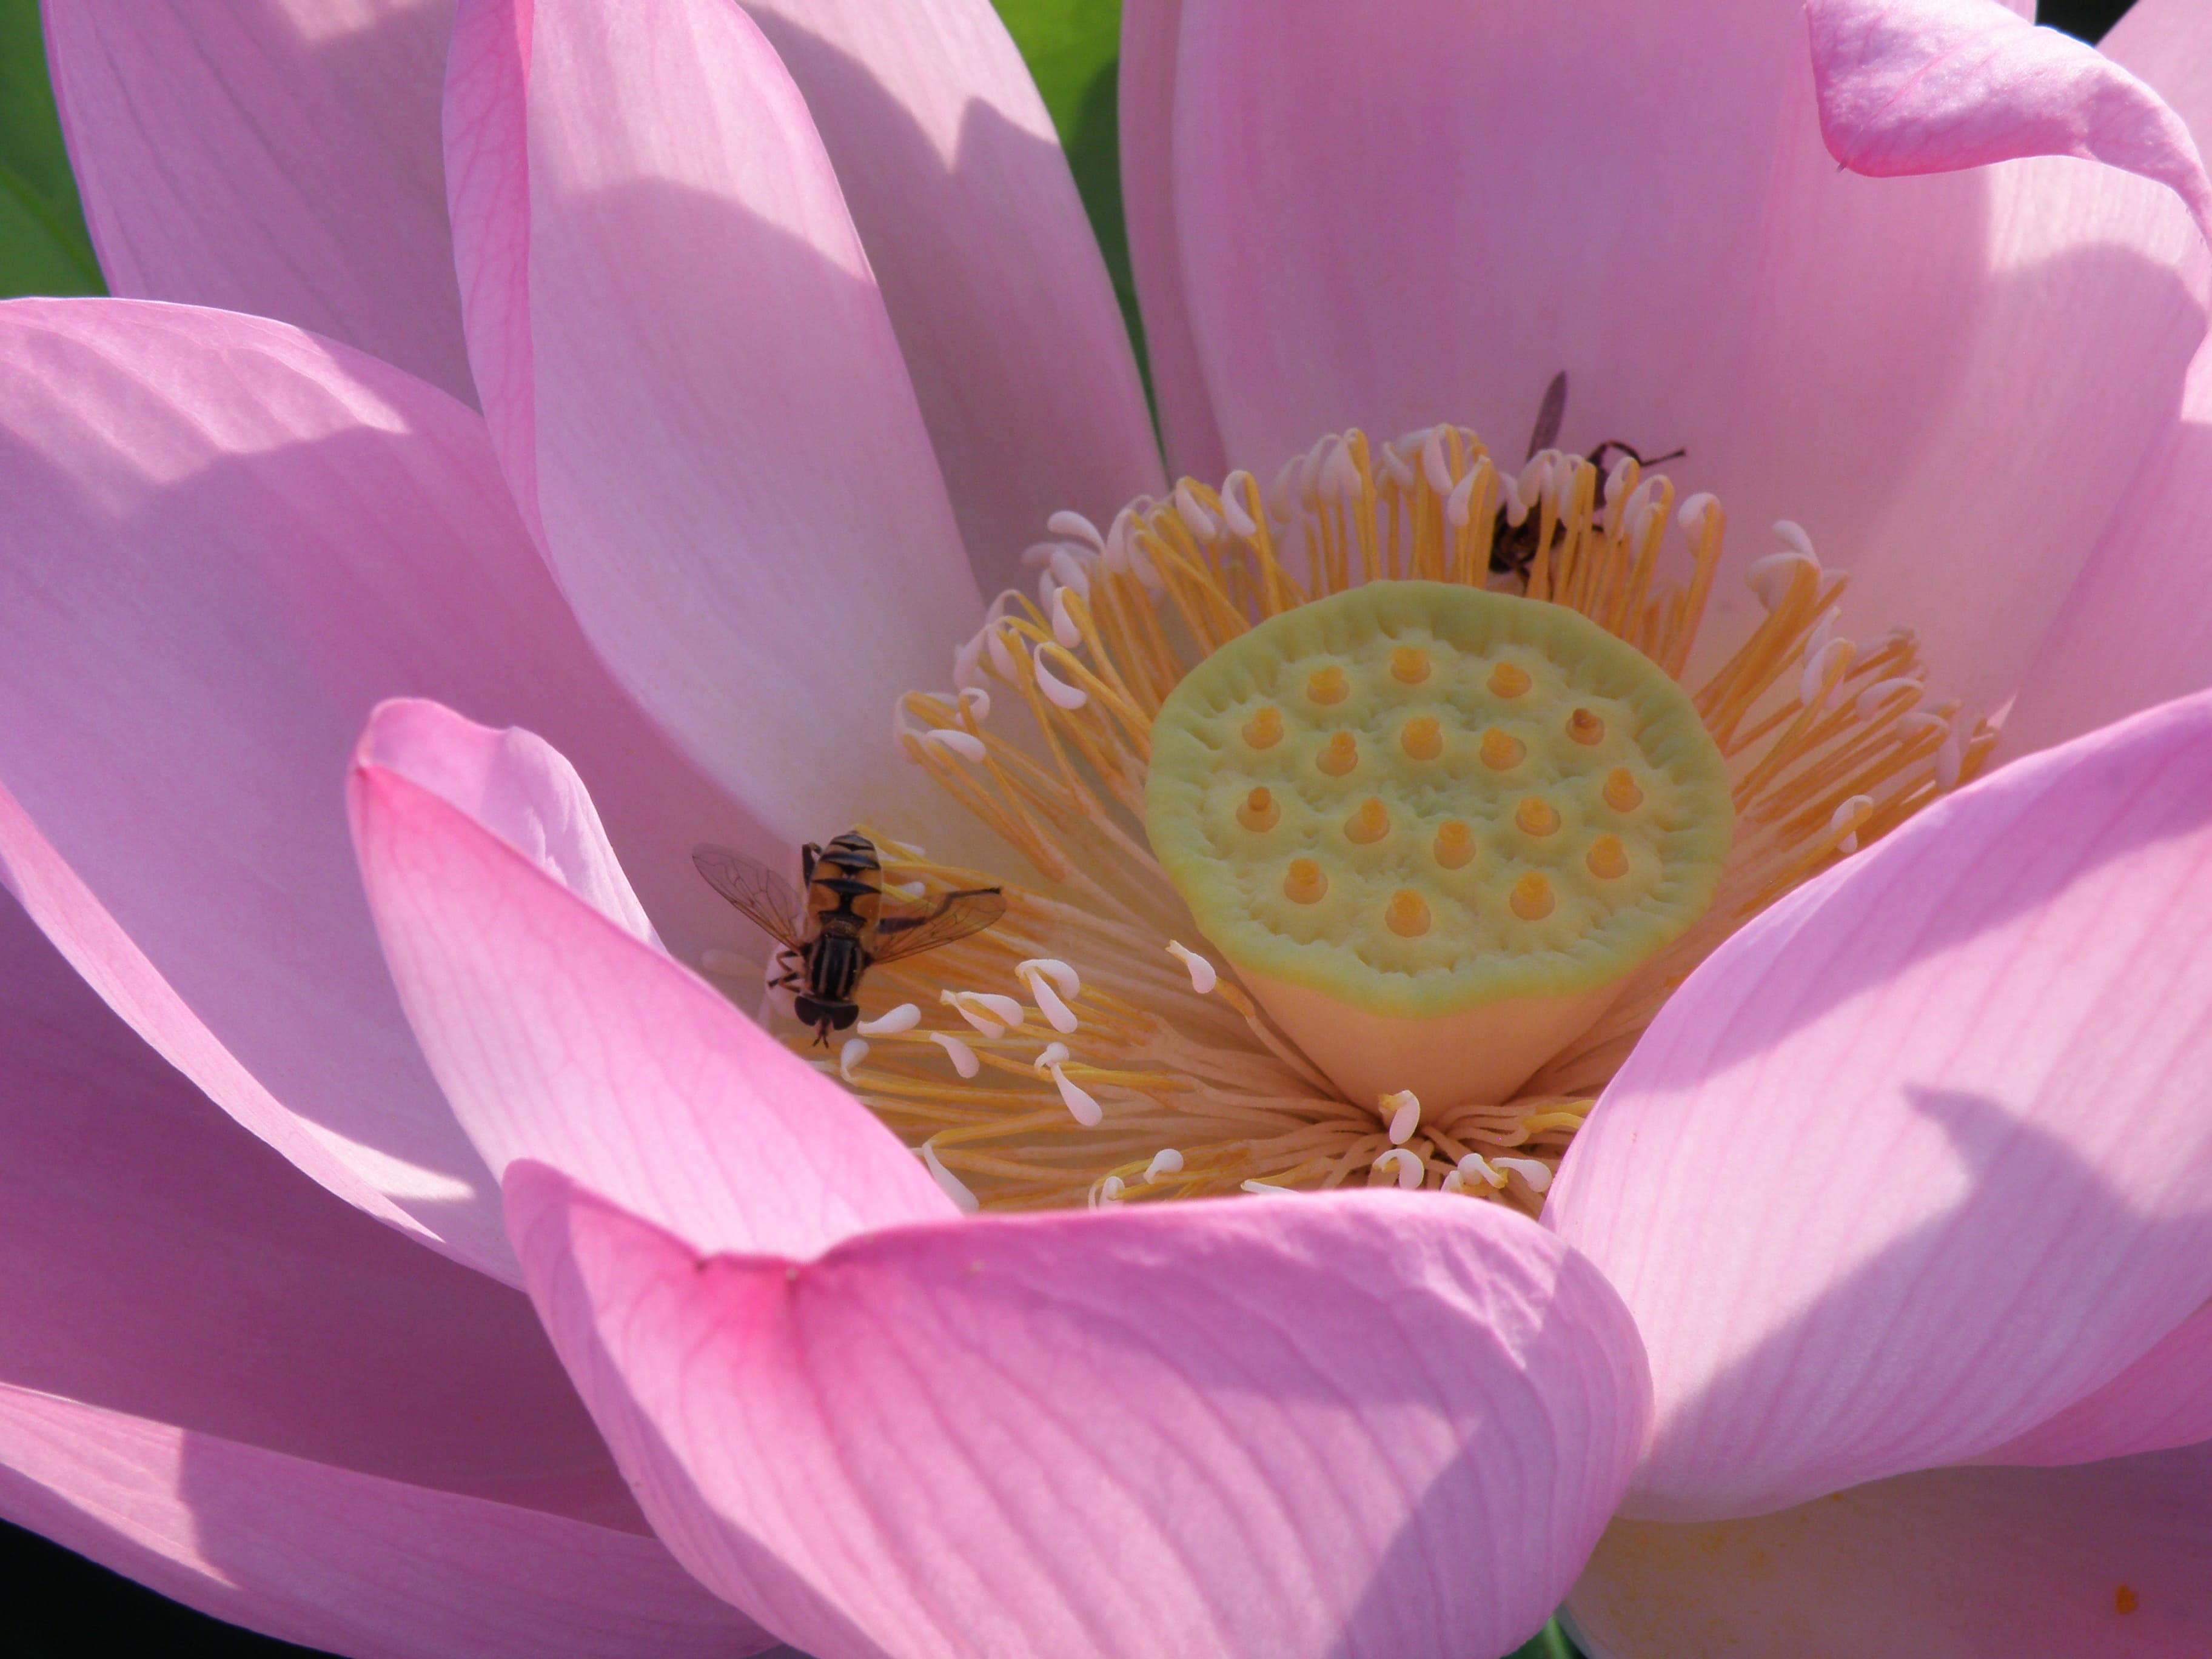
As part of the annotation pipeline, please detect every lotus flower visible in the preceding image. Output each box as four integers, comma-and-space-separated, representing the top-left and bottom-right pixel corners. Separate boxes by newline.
4, 0, 2211, 1655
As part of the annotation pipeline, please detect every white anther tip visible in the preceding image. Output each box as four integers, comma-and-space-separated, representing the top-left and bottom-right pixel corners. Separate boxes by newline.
1050, 1064, 1102, 1127
1241, 1179, 1295, 1197
1677, 492, 1719, 532
1173, 481, 1220, 540
1372, 1147, 1423, 1190
1770, 520, 1818, 563
1145, 1148, 1185, 1183
1088, 1174, 1125, 1208
1165, 940, 1218, 994
918, 727, 987, 763
1493, 1156, 1553, 1193
1380, 1089, 1421, 1145
1219, 472, 1260, 537
1049, 585, 1084, 649
921, 1138, 980, 1215
1033, 651, 1088, 710
1456, 1153, 1507, 1190
856, 1004, 920, 1037
837, 1038, 868, 1082
928, 1030, 982, 1078
1047, 509, 1104, 550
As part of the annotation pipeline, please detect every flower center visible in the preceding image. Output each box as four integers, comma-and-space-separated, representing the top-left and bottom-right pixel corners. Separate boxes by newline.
1144, 580, 1732, 1108
719, 423, 1995, 1215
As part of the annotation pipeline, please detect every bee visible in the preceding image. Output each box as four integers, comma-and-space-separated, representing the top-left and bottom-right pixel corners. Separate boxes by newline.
1491, 370, 1684, 581
693, 833, 1007, 1044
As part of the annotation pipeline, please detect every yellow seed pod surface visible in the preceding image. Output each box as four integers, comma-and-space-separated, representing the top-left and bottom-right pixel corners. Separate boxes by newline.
1144, 580, 1732, 1019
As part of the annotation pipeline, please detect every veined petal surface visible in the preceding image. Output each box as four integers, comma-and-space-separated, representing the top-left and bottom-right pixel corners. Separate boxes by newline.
741, 0, 1163, 595
1170, 0, 2204, 714
351, 708, 957, 1259
444, 0, 984, 850
44, 0, 475, 402
510, 1165, 1651, 1659
0, 298, 773, 1279
0, 887, 770, 1655
1549, 689, 2212, 1520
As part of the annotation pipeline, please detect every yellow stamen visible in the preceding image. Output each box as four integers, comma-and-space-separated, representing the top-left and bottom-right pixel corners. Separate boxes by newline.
846, 419, 1992, 1215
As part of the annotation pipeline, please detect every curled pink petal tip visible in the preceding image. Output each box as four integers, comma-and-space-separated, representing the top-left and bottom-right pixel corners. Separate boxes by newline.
1808, 0, 2212, 243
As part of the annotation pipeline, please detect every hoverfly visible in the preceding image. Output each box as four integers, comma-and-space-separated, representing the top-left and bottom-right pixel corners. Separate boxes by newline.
693, 833, 1007, 1044
1490, 370, 1685, 581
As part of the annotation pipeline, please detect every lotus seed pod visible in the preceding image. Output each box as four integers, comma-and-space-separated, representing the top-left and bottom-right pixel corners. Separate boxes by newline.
1144, 580, 1732, 1106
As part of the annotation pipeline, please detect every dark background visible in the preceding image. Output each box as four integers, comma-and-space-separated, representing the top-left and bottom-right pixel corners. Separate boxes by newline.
0, 0, 2140, 1652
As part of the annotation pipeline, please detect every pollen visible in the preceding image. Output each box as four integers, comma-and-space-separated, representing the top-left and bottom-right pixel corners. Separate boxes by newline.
1237, 786, 1279, 832
1510, 871, 1555, 920
1385, 889, 1432, 937
1587, 833, 1629, 879
1307, 665, 1350, 705
1433, 819, 1476, 869
877, 417, 1996, 1213
1515, 796, 1561, 836
1344, 797, 1390, 844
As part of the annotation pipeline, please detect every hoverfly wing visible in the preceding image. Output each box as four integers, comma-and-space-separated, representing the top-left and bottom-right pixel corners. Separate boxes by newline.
1526, 369, 1568, 459
691, 843, 810, 952
869, 886, 1008, 964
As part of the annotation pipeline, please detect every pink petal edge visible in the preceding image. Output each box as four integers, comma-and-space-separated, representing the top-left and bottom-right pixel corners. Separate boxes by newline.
1807, 0, 2212, 240
44, 0, 476, 402
349, 703, 957, 1261
1550, 686, 2212, 1521
509, 1161, 1652, 1659
0, 297, 777, 1281
443, 0, 985, 853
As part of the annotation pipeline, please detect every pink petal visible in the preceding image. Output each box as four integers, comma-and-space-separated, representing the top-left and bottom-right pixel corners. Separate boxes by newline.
358, 699, 659, 947
0, 297, 776, 1280
742, 0, 1163, 595
1119, 0, 1226, 482
350, 729, 956, 1258
1988, 1299, 2212, 1467
444, 0, 985, 849
1566, 1443, 2212, 1658
509, 1164, 1651, 1659
1806, 0, 2212, 238
1979, 1, 2212, 757
0, 887, 772, 1654
0, 1386, 767, 1659
44, 1, 475, 403
1169, 0, 2204, 716
1547, 689, 2212, 1521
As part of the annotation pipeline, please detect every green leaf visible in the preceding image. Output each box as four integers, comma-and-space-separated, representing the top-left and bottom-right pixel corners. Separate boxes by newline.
1507, 1618, 1589, 1659
989, 0, 1146, 380
0, 0, 101, 297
